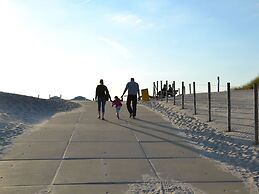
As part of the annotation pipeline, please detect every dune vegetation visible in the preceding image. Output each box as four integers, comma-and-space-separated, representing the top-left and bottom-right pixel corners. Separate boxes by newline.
235, 75, 259, 90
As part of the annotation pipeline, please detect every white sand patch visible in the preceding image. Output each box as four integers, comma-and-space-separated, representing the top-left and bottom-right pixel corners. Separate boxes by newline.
127, 174, 205, 194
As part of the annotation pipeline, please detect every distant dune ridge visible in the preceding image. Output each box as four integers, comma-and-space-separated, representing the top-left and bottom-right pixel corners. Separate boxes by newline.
72, 96, 89, 101
0, 92, 80, 152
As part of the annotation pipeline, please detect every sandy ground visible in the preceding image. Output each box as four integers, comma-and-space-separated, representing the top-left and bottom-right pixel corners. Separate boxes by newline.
0, 101, 250, 194
142, 89, 259, 192
0, 92, 80, 156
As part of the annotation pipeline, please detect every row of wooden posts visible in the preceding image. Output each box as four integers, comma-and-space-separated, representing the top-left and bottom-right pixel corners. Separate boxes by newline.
36, 95, 62, 99
152, 81, 259, 145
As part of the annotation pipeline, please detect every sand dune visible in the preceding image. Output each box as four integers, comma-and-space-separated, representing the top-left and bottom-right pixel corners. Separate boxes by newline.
0, 92, 80, 154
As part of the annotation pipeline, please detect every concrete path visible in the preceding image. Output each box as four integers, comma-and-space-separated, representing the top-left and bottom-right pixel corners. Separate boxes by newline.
0, 102, 251, 194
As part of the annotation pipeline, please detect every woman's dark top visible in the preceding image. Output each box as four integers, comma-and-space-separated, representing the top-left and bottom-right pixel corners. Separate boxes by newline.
95, 84, 110, 100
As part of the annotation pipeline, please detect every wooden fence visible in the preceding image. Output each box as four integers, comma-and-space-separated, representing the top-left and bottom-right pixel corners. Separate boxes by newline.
153, 81, 259, 145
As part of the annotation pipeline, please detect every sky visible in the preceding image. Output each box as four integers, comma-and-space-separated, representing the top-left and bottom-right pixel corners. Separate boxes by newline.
0, 0, 259, 99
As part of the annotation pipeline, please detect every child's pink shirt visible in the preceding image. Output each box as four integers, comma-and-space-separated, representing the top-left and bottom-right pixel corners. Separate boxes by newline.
112, 100, 122, 108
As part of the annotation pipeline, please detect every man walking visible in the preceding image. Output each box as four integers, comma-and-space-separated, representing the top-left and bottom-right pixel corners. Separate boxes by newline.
121, 78, 140, 119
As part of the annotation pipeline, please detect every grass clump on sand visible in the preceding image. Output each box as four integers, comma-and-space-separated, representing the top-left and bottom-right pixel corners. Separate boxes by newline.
235, 75, 259, 90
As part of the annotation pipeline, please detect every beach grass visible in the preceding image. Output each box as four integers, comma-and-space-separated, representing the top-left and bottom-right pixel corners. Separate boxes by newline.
235, 75, 259, 90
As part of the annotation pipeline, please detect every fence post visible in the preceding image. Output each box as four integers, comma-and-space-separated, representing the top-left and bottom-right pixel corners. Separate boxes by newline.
154, 82, 157, 98
227, 82, 231, 132
254, 83, 258, 145
217, 76, 220, 92
166, 80, 168, 103
160, 81, 163, 100
156, 81, 159, 99
193, 82, 197, 115
153, 82, 155, 98
155, 82, 157, 97
208, 82, 212, 122
173, 81, 176, 105
182, 82, 185, 109
189, 84, 192, 94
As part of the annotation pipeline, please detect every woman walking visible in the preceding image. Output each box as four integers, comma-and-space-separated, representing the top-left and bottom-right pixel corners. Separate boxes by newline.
95, 79, 111, 120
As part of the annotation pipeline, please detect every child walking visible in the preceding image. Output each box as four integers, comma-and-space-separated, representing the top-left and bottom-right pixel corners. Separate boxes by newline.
111, 96, 123, 119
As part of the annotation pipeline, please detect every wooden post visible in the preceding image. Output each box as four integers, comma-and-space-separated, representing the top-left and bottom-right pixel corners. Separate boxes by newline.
217, 76, 220, 92
173, 81, 176, 105
208, 82, 212, 122
38, 95, 40, 98
49, 94, 51, 99
153, 82, 154, 98
182, 82, 185, 109
156, 81, 159, 99
189, 83, 192, 94
227, 82, 231, 132
160, 81, 163, 100
168, 80, 170, 103
193, 82, 197, 115
153, 82, 156, 98
60, 94, 62, 99
254, 83, 258, 145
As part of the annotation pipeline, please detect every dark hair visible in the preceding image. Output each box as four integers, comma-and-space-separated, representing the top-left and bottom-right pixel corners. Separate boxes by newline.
131, 78, 134, 81
114, 96, 119, 99
100, 79, 103, 84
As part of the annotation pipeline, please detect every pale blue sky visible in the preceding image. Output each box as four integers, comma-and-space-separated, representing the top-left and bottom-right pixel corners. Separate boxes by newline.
0, 0, 258, 99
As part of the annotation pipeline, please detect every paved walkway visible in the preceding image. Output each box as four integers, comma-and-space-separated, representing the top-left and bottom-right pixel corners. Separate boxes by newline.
0, 102, 250, 194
